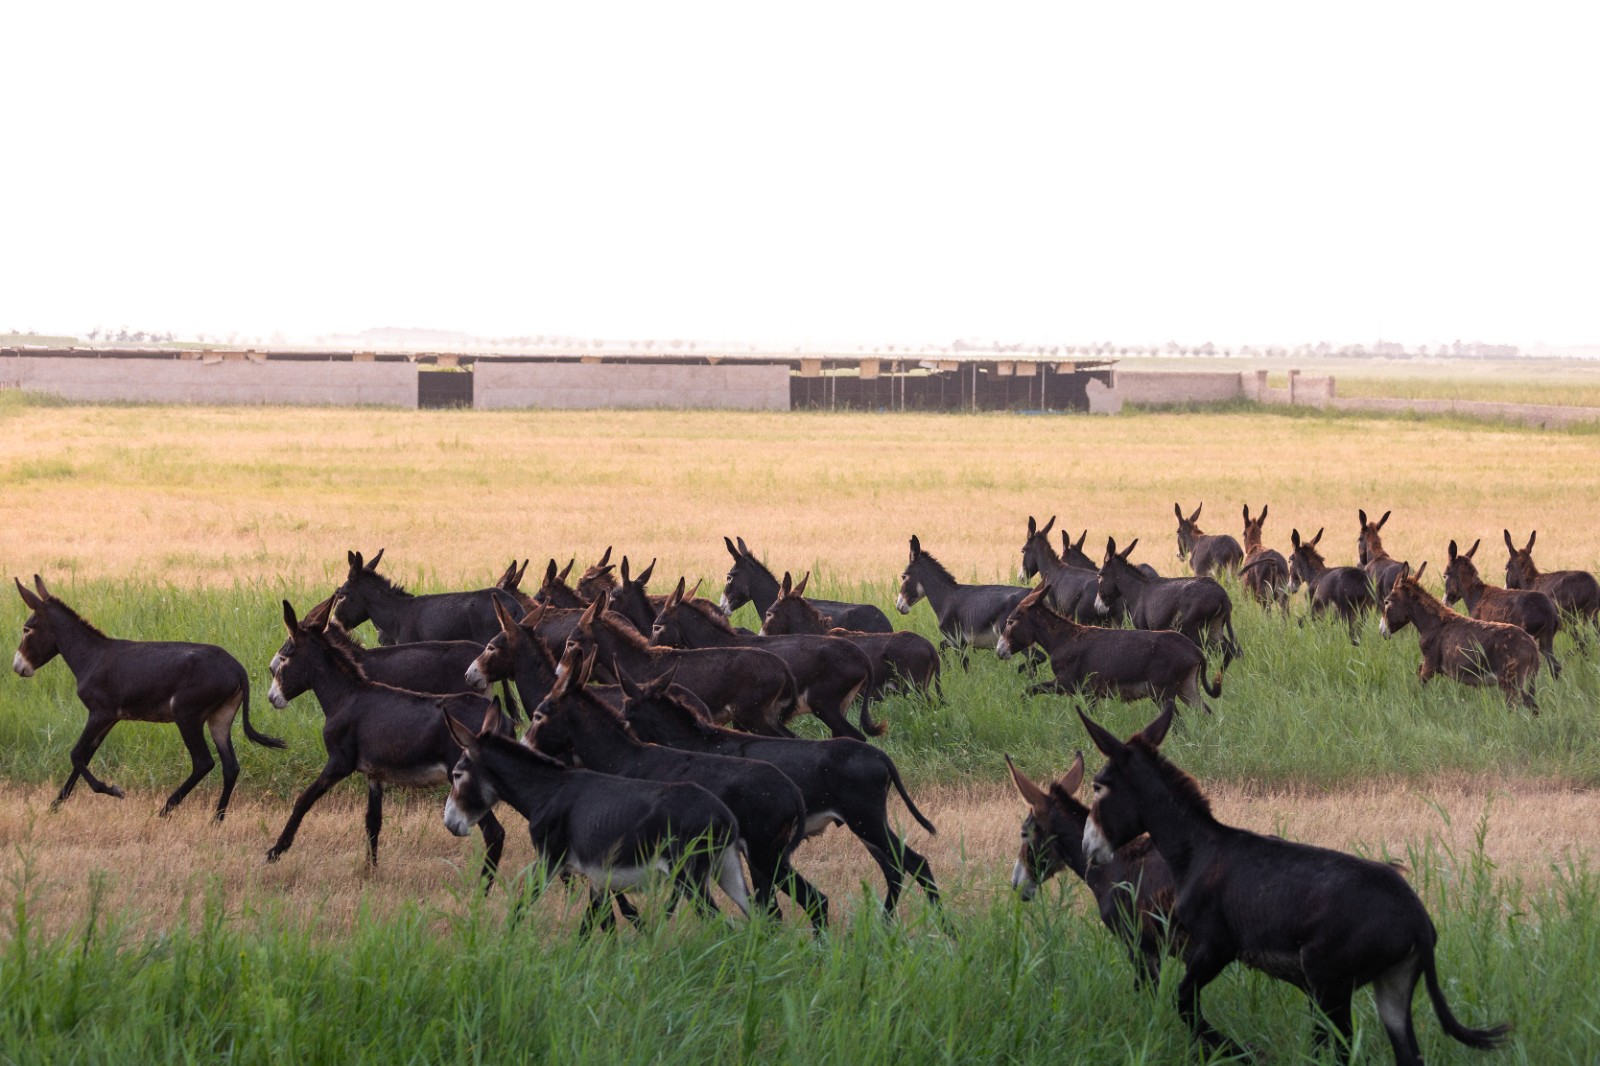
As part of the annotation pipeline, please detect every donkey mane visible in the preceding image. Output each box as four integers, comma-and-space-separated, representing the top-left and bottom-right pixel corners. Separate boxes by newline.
560, 681, 642, 740
481, 728, 569, 770
1031, 532, 1064, 570
1294, 542, 1327, 572
594, 611, 654, 652
910, 547, 958, 586
41, 596, 110, 639
355, 566, 412, 599
306, 626, 371, 682
737, 548, 779, 584
635, 685, 727, 740
1395, 578, 1454, 621
677, 596, 738, 635
780, 592, 828, 628
1128, 736, 1213, 818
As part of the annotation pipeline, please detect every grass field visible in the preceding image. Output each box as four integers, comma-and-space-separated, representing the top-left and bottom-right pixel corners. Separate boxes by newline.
4, 393, 1600, 1062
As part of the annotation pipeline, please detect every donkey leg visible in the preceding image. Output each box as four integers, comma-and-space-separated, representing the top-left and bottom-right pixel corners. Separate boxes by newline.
1307, 982, 1356, 1063
267, 761, 353, 862
54, 714, 122, 808
161, 717, 218, 818
1176, 949, 1247, 1057
774, 851, 829, 930
810, 696, 867, 742
364, 780, 384, 866
578, 890, 617, 937
1371, 956, 1425, 1066
206, 701, 243, 821
476, 809, 506, 893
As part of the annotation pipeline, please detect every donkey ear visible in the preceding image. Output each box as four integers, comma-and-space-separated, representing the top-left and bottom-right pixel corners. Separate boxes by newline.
1104, 536, 1117, 560
1413, 560, 1428, 581
670, 575, 687, 606
445, 710, 480, 756
616, 665, 645, 702
1078, 710, 1126, 760
1291, 529, 1301, 548
1005, 754, 1052, 817
550, 646, 582, 699
1174, 502, 1184, 521
1020, 581, 1047, 609
639, 558, 656, 585
1259, 504, 1268, 523
724, 536, 740, 561
735, 537, 751, 557
365, 548, 384, 572
1120, 538, 1138, 560
1242, 503, 1251, 523
686, 578, 703, 601
1399, 562, 1412, 580
14, 578, 43, 611
1504, 529, 1516, 553
515, 559, 529, 585
578, 596, 602, 628
1311, 527, 1324, 547
597, 546, 612, 568
543, 559, 558, 584
492, 596, 518, 636
519, 601, 547, 630
1027, 515, 1037, 536
1377, 511, 1391, 531
1039, 515, 1055, 537
1138, 706, 1174, 749
1448, 540, 1458, 561
909, 535, 922, 558
779, 571, 792, 596
1526, 530, 1537, 551
306, 595, 334, 630
1466, 538, 1480, 559
1358, 509, 1369, 528
1074, 530, 1087, 552
477, 700, 506, 739
558, 558, 575, 582
1190, 503, 1203, 523
578, 646, 598, 686
347, 550, 363, 574
1060, 750, 1086, 797
281, 599, 300, 634
32, 574, 52, 600
620, 556, 632, 584
793, 571, 810, 597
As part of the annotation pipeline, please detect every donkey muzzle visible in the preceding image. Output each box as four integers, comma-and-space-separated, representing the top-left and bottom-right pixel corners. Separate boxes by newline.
1011, 859, 1038, 901
12, 651, 34, 678
1082, 818, 1114, 866
463, 660, 489, 694
267, 678, 289, 709
1093, 594, 1111, 616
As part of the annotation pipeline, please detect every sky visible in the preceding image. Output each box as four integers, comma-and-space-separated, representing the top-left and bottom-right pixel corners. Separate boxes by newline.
4, 2, 1597, 349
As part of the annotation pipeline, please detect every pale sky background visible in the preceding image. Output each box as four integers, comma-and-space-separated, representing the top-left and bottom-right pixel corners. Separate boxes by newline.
3, 2, 1596, 349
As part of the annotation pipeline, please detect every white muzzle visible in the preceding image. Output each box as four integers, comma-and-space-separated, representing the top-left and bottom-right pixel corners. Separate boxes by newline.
442, 796, 474, 837
1093, 594, 1110, 616
464, 660, 489, 693
1379, 617, 1391, 638
995, 636, 1012, 660
1082, 817, 1114, 866
267, 678, 289, 709
1011, 859, 1037, 900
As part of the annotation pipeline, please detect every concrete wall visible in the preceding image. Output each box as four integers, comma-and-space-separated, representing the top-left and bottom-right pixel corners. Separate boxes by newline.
474, 361, 790, 411
0, 355, 417, 407
1326, 395, 1600, 428
1108, 370, 1244, 405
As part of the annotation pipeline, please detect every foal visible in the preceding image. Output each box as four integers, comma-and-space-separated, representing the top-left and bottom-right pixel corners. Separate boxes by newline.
1239, 504, 1290, 614
1444, 538, 1562, 677
1380, 564, 1540, 711
1174, 502, 1243, 578
1358, 509, 1410, 599
1286, 528, 1375, 644
13, 575, 285, 820
1081, 706, 1510, 1065
1503, 529, 1600, 640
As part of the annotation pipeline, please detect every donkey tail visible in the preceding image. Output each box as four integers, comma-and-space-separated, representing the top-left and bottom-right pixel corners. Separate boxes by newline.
1201, 665, 1224, 700
1220, 615, 1241, 671
239, 674, 288, 750
884, 754, 937, 835
1422, 942, 1511, 1050
850, 678, 887, 737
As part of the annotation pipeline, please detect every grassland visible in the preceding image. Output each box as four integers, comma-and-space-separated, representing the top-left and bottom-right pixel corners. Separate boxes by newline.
4, 393, 1600, 1062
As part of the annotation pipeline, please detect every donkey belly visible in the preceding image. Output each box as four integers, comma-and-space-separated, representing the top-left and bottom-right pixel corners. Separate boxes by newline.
360, 761, 450, 788
569, 856, 670, 891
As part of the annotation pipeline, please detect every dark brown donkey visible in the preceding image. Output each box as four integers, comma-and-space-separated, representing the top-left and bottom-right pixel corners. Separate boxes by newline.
1380, 563, 1541, 711
1080, 706, 1510, 1065
1017, 516, 1103, 623
12, 575, 285, 820
565, 593, 798, 736
760, 571, 941, 708
1174, 502, 1243, 577
531, 558, 585, 610
1444, 538, 1562, 677
997, 583, 1222, 713
528, 648, 827, 927
573, 546, 618, 604
1358, 509, 1410, 599
330, 549, 525, 646
721, 536, 893, 633
619, 676, 942, 919
1286, 527, 1375, 643
653, 577, 879, 740
1239, 503, 1289, 614
1005, 752, 1177, 986
898, 535, 1031, 665
1094, 538, 1239, 666
1503, 529, 1600, 642
266, 600, 508, 880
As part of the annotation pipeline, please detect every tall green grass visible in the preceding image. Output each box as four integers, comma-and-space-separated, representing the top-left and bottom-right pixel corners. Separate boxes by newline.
2, 832, 1593, 1064
3, 574, 1598, 798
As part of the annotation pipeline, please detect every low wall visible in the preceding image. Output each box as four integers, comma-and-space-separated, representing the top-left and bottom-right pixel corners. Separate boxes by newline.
474, 362, 790, 411
1326, 395, 1600, 428
0, 355, 417, 407
1108, 370, 1244, 405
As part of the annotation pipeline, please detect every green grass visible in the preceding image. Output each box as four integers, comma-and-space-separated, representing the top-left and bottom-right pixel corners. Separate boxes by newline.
3, 829, 1590, 1065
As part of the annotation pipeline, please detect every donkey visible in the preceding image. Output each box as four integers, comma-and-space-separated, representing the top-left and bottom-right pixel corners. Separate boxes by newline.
603, 556, 668, 634
652, 577, 879, 741
898, 535, 1031, 665
1358, 509, 1410, 600
1017, 516, 1103, 623
1094, 538, 1239, 667
1287, 527, 1376, 644
760, 571, 941, 709
565, 594, 798, 737
573, 546, 618, 604
619, 678, 942, 919
12, 575, 285, 820
528, 648, 826, 927
265, 600, 508, 880
1080, 706, 1511, 1065
1445, 538, 1562, 677
1239, 504, 1290, 614
532, 558, 586, 610
1006, 752, 1178, 986
1503, 529, 1600, 641
997, 583, 1222, 713
443, 705, 749, 934
1174, 502, 1243, 578
721, 536, 893, 633
331, 549, 524, 646
1380, 564, 1541, 711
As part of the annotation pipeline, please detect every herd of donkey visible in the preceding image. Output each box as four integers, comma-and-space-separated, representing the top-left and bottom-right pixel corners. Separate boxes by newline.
13, 502, 1600, 1064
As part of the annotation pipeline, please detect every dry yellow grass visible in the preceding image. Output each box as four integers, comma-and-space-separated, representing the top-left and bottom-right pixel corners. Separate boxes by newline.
2, 777, 1590, 938
3, 403, 1599, 592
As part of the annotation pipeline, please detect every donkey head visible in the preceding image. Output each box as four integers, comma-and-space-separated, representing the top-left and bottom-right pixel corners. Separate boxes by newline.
1094, 537, 1140, 616
270, 593, 334, 675
442, 702, 512, 837
1007, 752, 1088, 900
1441, 539, 1483, 607
1503, 529, 1539, 590
719, 535, 765, 615
761, 571, 822, 636
606, 556, 658, 633
1357, 509, 1391, 566
1020, 515, 1058, 581
330, 548, 386, 631
535, 558, 584, 609
1079, 706, 1176, 865
575, 547, 618, 603
1241, 504, 1269, 553
1378, 562, 1428, 638
1060, 529, 1095, 570
12, 575, 59, 677
525, 645, 602, 764
466, 597, 535, 694
649, 577, 707, 647
896, 535, 928, 614
995, 582, 1050, 661
1174, 503, 1204, 560
271, 598, 351, 708
561, 593, 608, 667
1285, 527, 1325, 594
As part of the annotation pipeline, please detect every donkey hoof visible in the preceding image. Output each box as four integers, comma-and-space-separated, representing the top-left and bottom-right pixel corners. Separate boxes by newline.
107, 786, 126, 800
265, 848, 284, 864
158, 804, 174, 818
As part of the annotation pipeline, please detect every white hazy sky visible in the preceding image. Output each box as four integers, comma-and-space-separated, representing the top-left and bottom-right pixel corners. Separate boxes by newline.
4, 2, 1597, 348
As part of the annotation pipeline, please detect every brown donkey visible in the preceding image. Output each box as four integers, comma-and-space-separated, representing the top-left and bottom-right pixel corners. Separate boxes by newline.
1357, 509, 1409, 599
1503, 529, 1600, 643
1380, 563, 1540, 711
1444, 538, 1562, 678
1174, 502, 1243, 578
1239, 504, 1289, 614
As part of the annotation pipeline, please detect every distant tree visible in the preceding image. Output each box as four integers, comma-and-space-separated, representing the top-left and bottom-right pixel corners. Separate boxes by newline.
87, 327, 101, 341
